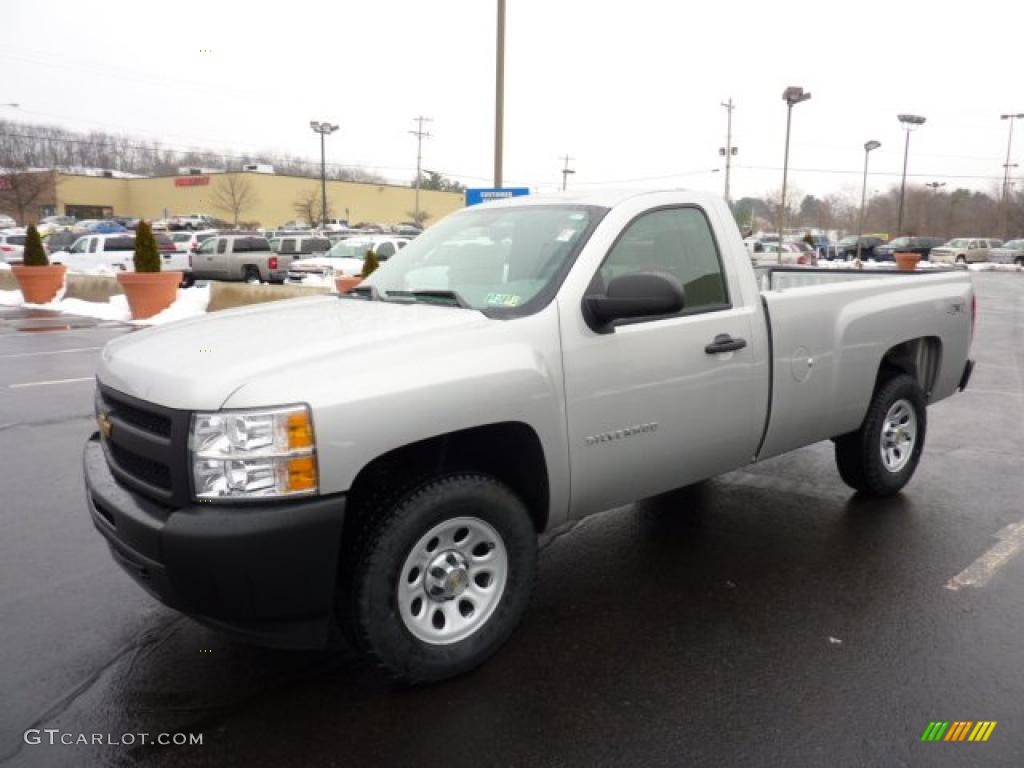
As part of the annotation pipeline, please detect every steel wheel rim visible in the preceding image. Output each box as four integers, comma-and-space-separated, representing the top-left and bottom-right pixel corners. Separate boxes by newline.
880, 398, 917, 473
397, 516, 508, 645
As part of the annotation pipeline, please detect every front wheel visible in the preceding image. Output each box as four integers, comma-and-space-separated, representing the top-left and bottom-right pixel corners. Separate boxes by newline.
834, 374, 927, 496
349, 473, 537, 683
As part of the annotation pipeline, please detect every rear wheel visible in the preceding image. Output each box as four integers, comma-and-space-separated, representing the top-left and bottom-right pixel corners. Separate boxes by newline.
243, 266, 261, 284
1016, 256, 1024, 266
956, 255, 967, 264
348, 473, 537, 684
834, 374, 926, 496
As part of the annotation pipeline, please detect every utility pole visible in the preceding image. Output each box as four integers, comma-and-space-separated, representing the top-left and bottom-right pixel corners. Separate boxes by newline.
925, 181, 946, 236
409, 116, 433, 225
719, 98, 737, 204
494, 0, 506, 188
560, 154, 575, 191
1000, 113, 1024, 239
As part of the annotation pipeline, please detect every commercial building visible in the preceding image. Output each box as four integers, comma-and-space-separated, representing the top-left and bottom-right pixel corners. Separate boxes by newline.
6, 170, 464, 227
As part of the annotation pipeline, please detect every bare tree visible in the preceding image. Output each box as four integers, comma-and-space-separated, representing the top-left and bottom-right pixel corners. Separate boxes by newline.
405, 209, 432, 226
292, 189, 325, 227
0, 169, 55, 225
211, 174, 257, 227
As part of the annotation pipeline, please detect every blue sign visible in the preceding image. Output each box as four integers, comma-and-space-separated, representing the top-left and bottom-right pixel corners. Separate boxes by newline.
465, 187, 530, 206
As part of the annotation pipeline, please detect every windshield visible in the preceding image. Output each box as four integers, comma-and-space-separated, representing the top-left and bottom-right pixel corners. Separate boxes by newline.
947, 239, 969, 247
327, 240, 376, 259
887, 237, 911, 248
1002, 240, 1024, 249
363, 205, 602, 312
838, 236, 858, 245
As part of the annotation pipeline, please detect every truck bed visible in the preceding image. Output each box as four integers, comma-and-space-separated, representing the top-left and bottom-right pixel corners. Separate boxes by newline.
754, 266, 973, 462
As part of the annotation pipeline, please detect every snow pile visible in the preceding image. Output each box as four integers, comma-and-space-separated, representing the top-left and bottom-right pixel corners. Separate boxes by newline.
289, 274, 337, 289
0, 262, 10, 271
968, 263, 1024, 273
0, 284, 210, 326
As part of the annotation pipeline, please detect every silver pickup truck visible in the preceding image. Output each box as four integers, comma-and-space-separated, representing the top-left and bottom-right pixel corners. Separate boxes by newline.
83, 190, 974, 683
189, 234, 292, 283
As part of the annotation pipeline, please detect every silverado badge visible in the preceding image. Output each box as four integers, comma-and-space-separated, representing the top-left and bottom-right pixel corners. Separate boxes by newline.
97, 412, 113, 439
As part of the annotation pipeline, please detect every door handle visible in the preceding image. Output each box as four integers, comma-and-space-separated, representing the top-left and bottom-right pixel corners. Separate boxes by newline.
705, 334, 747, 354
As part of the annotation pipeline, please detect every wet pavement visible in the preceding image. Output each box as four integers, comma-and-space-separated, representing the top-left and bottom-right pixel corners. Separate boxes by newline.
1, 274, 1023, 767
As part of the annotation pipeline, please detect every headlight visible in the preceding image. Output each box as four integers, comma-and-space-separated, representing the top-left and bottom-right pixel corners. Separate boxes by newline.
190, 405, 317, 500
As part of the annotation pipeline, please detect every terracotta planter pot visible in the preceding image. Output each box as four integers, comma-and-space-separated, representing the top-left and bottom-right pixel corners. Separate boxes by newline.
12, 264, 67, 304
117, 271, 183, 319
335, 275, 363, 294
894, 251, 922, 271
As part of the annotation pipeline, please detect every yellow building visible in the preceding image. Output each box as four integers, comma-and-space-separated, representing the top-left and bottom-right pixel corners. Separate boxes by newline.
49, 171, 464, 228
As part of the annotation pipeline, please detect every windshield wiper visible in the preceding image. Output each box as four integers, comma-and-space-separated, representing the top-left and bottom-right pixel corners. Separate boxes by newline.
347, 284, 381, 301
384, 289, 471, 309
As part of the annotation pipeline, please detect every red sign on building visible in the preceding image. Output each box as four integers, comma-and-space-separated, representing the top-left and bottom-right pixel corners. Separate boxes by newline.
174, 176, 210, 187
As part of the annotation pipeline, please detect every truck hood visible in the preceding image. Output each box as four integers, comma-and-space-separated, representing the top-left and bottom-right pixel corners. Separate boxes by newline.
98, 296, 490, 409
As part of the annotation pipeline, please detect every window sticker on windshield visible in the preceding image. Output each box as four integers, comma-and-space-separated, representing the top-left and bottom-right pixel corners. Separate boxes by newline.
556, 229, 578, 242
486, 293, 522, 307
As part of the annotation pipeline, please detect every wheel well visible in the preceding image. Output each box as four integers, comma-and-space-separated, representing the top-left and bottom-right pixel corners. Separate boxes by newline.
876, 337, 941, 399
345, 423, 550, 534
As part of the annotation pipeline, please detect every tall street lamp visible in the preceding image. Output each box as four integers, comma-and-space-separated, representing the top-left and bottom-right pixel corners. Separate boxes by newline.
896, 114, 926, 235
778, 86, 811, 263
494, 0, 506, 188
1000, 113, 1024, 239
925, 181, 946, 236
309, 121, 339, 227
856, 140, 882, 261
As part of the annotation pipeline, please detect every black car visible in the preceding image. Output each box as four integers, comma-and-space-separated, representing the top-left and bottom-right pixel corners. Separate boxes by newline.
873, 236, 947, 262
834, 235, 884, 260
43, 230, 80, 255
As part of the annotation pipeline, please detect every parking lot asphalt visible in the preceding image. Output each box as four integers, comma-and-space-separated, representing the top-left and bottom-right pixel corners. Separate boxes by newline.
1, 273, 1022, 768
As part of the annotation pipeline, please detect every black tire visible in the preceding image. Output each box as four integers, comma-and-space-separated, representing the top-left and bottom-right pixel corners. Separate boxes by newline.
349, 473, 537, 684
834, 373, 927, 497
1016, 256, 1024, 266
956, 255, 966, 264
180, 273, 195, 288
243, 266, 261, 284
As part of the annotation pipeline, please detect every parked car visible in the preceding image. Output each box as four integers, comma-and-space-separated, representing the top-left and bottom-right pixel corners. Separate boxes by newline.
0, 214, 16, 229
929, 238, 1003, 265
321, 218, 350, 232
37, 215, 75, 234
987, 239, 1024, 265
751, 241, 816, 266
169, 230, 218, 254
834, 235, 885, 260
0, 232, 26, 264
51, 233, 189, 278
269, 235, 332, 259
84, 188, 975, 683
189, 234, 290, 283
873, 237, 947, 262
169, 213, 217, 231
286, 236, 410, 282
394, 224, 423, 237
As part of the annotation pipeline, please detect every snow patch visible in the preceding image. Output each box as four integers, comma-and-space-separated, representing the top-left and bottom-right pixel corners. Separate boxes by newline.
0, 284, 210, 325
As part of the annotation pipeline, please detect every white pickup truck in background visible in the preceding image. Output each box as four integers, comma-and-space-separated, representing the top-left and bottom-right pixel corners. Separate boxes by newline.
51, 232, 191, 279
85, 189, 975, 683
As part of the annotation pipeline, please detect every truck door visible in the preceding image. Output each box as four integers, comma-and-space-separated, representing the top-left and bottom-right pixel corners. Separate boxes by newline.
561, 206, 768, 517
193, 237, 219, 279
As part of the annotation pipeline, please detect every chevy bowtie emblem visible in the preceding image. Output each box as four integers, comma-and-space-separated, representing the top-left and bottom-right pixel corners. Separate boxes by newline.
98, 412, 113, 439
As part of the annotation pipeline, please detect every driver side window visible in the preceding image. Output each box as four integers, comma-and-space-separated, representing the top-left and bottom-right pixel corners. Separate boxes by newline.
597, 207, 729, 313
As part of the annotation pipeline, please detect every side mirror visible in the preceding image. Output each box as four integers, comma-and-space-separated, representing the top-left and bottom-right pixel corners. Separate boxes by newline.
583, 271, 685, 333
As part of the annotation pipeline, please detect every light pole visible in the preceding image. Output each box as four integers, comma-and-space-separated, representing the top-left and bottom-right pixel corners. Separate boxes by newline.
1000, 113, 1024, 239
779, 86, 811, 263
494, 0, 506, 188
896, 114, 926, 236
856, 140, 882, 261
560, 154, 575, 191
410, 116, 433, 225
309, 121, 338, 228
720, 98, 737, 205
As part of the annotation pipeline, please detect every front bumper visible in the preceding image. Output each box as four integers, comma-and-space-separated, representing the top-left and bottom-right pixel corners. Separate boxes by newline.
83, 434, 346, 648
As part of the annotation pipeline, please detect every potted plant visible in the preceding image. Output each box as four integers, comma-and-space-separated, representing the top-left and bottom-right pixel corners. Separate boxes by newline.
894, 251, 922, 271
117, 221, 182, 319
335, 248, 377, 294
12, 225, 66, 304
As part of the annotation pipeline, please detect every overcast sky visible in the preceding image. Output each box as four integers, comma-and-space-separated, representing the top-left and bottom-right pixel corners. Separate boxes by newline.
6, 0, 1022, 203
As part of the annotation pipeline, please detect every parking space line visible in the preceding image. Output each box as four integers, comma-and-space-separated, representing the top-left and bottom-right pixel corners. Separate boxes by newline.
8, 377, 95, 389
946, 520, 1024, 590
0, 347, 103, 360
